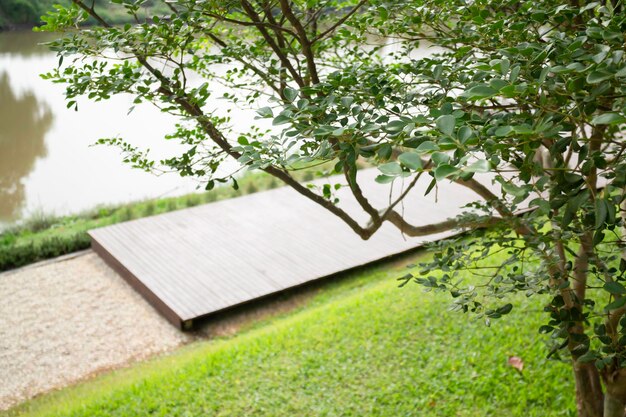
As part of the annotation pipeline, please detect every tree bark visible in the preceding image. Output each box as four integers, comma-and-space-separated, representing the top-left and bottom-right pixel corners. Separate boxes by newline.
601, 195, 626, 417
573, 361, 604, 417
603, 368, 626, 417
621, 196, 626, 278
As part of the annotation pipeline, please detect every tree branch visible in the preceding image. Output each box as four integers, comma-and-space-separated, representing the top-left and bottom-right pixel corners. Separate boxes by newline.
277, 0, 319, 85
385, 210, 501, 237
239, 0, 305, 87
312, 0, 368, 42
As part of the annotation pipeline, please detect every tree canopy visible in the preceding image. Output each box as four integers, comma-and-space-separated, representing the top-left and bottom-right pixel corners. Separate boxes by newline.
40, 1, 626, 416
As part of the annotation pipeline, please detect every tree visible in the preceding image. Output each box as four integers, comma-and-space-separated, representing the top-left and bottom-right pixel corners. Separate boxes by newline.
39, 1, 626, 415
0, 0, 41, 28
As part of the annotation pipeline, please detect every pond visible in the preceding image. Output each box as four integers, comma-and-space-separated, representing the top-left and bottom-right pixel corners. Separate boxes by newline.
0, 29, 431, 230
0, 30, 205, 229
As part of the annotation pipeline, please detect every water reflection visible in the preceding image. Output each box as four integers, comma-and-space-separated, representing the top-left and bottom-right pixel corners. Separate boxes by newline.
0, 71, 52, 221
0, 30, 56, 57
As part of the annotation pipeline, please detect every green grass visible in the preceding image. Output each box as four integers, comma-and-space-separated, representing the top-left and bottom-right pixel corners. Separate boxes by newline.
4, 250, 575, 417
0, 171, 284, 271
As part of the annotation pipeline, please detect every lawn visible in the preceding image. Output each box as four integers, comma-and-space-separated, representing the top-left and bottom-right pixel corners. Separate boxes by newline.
5, 250, 575, 417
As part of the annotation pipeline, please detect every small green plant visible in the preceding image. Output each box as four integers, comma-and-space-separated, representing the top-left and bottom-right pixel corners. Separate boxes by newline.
166, 199, 178, 212
185, 194, 201, 207
302, 171, 314, 182
245, 182, 258, 194
23, 210, 57, 233
117, 206, 133, 222
143, 201, 155, 216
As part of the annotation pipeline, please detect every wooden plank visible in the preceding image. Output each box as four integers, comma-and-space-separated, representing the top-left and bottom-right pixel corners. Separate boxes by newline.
91, 238, 184, 328
89, 168, 494, 328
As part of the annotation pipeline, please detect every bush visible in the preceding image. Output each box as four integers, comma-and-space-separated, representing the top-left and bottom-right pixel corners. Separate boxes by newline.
0, 233, 91, 271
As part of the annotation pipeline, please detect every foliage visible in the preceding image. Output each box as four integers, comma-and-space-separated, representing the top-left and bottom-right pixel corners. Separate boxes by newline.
0, 0, 39, 26
2, 249, 574, 417
39, 0, 626, 415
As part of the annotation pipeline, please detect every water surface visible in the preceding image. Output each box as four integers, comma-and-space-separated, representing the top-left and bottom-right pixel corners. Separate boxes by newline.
0, 31, 433, 229
0, 31, 201, 228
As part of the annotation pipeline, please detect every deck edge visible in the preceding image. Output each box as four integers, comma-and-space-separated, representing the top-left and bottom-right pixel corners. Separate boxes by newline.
89, 232, 185, 329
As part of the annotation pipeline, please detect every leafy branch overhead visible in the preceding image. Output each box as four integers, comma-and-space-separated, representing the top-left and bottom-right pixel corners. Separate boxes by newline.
40, 1, 626, 416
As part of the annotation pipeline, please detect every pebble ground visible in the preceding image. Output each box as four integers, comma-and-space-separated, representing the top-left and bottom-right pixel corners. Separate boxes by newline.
0, 252, 192, 411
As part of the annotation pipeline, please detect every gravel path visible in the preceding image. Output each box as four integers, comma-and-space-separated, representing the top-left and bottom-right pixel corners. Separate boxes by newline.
0, 251, 193, 411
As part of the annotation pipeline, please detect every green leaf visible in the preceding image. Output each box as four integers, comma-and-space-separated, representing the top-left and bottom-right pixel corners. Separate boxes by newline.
496, 303, 513, 315
510, 66, 521, 83
501, 182, 527, 198
607, 198, 616, 224
594, 198, 607, 229
436, 115, 455, 136
341, 96, 354, 107
550, 65, 569, 74
538, 325, 554, 334
434, 165, 458, 181
591, 113, 626, 125
378, 6, 389, 20
386, 120, 408, 134
495, 126, 513, 137
438, 137, 456, 150
562, 191, 588, 227
398, 152, 423, 170
577, 351, 600, 364
500, 59, 510, 75
375, 174, 395, 184
431, 152, 450, 166
566, 62, 586, 72
513, 124, 534, 135
461, 85, 497, 100
424, 178, 436, 195
465, 160, 491, 173
378, 143, 392, 160
586, 71, 613, 84
416, 141, 439, 153
283, 87, 298, 102
379, 162, 403, 176
605, 297, 626, 312
538, 66, 550, 84
273, 115, 291, 125
433, 64, 443, 80
457, 126, 473, 142
604, 282, 626, 295
580, 2, 600, 12
256, 106, 273, 118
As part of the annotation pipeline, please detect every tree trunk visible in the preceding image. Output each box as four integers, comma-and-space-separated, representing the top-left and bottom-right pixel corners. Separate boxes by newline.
574, 361, 604, 417
603, 368, 626, 417
622, 197, 626, 271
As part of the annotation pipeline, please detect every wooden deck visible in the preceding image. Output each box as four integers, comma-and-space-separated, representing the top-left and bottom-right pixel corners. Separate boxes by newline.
89, 169, 492, 329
